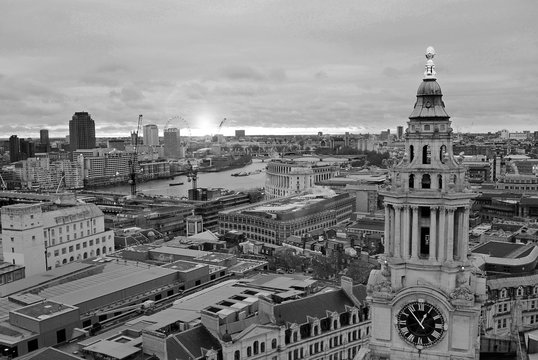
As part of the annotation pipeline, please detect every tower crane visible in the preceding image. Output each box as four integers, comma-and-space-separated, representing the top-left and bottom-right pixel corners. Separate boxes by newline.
217, 117, 227, 135
129, 115, 143, 196
0, 173, 7, 191
186, 160, 199, 200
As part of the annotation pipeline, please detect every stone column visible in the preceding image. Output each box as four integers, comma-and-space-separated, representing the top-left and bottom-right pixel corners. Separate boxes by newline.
411, 205, 419, 260
394, 205, 402, 258
438, 207, 446, 262
390, 206, 396, 255
384, 205, 391, 256
429, 206, 438, 261
403, 205, 410, 260
446, 207, 455, 262
462, 205, 470, 260
457, 208, 464, 260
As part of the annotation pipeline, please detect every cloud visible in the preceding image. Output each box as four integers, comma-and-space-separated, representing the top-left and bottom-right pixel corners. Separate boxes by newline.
219, 65, 266, 81
0, 0, 536, 137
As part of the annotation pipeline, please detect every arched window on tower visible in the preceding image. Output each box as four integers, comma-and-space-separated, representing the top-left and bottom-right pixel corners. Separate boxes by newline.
409, 145, 414, 162
438, 174, 443, 190
423, 145, 431, 164
440, 145, 447, 164
422, 174, 431, 189
409, 174, 415, 189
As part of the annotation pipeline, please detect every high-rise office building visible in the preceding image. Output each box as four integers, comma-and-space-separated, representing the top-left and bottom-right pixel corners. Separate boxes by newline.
40, 130, 49, 146
9, 135, 20, 163
8, 136, 34, 163
143, 124, 159, 146
39, 129, 50, 152
164, 127, 180, 158
69, 112, 96, 151
397, 125, 404, 139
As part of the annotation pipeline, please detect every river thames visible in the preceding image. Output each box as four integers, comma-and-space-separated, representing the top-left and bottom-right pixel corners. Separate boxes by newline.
93, 158, 268, 198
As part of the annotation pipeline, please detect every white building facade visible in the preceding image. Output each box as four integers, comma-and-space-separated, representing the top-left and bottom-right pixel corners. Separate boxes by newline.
1, 203, 114, 276
265, 159, 340, 200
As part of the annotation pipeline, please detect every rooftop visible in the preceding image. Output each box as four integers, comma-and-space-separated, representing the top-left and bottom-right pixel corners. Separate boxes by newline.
247, 273, 317, 292
273, 288, 354, 325
162, 260, 206, 272
222, 192, 344, 216
14, 300, 76, 320
472, 241, 528, 258
166, 325, 220, 360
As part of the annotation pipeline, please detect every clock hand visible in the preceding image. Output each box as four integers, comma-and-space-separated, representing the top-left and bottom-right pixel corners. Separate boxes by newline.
410, 311, 425, 329
419, 314, 427, 327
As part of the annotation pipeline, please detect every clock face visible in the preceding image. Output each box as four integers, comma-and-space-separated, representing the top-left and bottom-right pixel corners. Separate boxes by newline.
396, 301, 445, 347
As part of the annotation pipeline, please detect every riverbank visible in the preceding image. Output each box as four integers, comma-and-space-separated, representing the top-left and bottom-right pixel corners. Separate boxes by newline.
93, 159, 267, 198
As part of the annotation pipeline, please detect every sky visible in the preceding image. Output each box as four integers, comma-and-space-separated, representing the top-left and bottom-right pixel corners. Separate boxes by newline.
1, 0, 537, 138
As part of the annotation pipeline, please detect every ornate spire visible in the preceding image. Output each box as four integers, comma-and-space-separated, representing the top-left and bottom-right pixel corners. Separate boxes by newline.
424, 46, 436, 80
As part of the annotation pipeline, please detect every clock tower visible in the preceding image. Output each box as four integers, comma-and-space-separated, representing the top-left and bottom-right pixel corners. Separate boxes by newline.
366, 47, 486, 360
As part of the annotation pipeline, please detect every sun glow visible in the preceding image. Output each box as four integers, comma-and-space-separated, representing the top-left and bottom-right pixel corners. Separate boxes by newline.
194, 114, 216, 134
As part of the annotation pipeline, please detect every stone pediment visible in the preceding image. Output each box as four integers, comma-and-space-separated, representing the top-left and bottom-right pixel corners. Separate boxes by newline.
234, 324, 280, 341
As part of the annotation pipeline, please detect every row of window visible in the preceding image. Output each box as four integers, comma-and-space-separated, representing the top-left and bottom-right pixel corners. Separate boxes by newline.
49, 247, 112, 269
50, 242, 110, 257
287, 341, 364, 360
497, 286, 538, 299
237, 339, 277, 359
46, 234, 111, 249
500, 185, 538, 190
410, 124, 447, 132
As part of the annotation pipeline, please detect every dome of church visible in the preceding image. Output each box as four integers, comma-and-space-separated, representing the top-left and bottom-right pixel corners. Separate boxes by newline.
416, 79, 443, 96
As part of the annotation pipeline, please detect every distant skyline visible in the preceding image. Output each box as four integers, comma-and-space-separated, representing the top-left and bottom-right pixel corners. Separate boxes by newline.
1, 1, 537, 138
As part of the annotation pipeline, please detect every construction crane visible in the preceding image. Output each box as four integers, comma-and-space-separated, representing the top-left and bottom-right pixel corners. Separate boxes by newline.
0, 173, 7, 191
56, 171, 67, 193
212, 117, 227, 143
217, 117, 227, 135
186, 160, 198, 200
129, 115, 143, 196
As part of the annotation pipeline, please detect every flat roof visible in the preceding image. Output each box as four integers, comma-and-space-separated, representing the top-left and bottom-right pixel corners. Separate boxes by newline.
196, 252, 234, 262
149, 246, 209, 258
0, 262, 96, 299
162, 260, 207, 272
227, 260, 266, 274
34, 263, 176, 309
14, 300, 76, 320
472, 241, 527, 258
247, 273, 317, 291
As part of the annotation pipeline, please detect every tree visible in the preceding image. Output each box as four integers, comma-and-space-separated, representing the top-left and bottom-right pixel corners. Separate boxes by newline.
346, 259, 377, 284
272, 248, 303, 271
311, 254, 338, 279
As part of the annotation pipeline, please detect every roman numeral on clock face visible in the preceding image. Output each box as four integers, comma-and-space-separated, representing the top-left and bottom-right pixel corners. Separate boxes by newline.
397, 301, 445, 347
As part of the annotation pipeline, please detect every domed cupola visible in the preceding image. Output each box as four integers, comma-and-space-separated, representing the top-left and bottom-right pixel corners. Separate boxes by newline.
409, 47, 450, 120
